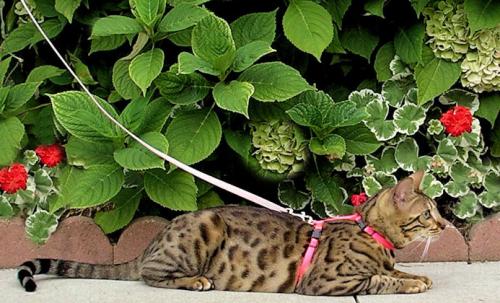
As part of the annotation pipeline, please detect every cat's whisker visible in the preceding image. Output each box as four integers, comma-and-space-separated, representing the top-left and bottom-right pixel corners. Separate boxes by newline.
407, 236, 428, 253
419, 237, 432, 262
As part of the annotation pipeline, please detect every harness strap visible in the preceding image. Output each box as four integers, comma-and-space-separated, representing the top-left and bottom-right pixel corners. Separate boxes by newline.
294, 213, 394, 286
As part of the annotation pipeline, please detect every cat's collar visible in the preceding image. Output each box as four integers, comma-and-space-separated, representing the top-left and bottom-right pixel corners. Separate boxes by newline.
295, 213, 395, 286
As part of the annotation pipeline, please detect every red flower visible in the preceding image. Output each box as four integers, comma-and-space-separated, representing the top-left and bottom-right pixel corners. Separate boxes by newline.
35, 144, 65, 167
0, 163, 28, 194
351, 192, 368, 206
439, 105, 473, 137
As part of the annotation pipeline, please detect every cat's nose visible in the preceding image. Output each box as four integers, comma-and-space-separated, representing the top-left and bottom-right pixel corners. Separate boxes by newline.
437, 219, 447, 230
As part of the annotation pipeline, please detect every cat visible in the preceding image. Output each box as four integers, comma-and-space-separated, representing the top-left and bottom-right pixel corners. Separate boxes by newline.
17, 170, 446, 295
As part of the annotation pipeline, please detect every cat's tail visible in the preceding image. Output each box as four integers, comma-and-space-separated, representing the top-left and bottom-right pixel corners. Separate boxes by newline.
17, 258, 142, 292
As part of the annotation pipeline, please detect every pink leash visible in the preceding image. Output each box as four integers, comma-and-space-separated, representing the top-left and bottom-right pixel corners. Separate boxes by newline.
295, 213, 395, 285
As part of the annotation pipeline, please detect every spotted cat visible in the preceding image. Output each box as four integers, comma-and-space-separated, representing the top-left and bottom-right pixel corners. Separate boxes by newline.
18, 171, 445, 295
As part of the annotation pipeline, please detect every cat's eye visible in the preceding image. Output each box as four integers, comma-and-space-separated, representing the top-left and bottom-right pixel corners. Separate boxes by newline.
422, 210, 431, 219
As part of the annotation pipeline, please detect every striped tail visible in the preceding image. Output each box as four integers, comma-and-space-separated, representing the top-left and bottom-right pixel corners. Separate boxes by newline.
17, 258, 142, 292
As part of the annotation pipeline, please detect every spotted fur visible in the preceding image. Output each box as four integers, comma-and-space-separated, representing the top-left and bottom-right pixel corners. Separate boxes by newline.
18, 171, 445, 295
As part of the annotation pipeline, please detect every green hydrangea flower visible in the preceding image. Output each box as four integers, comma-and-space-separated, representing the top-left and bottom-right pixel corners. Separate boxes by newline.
422, 0, 469, 62
14, 0, 44, 24
249, 120, 308, 175
460, 26, 500, 93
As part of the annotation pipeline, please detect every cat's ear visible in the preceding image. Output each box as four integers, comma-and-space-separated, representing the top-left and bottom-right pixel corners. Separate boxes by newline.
393, 170, 424, 207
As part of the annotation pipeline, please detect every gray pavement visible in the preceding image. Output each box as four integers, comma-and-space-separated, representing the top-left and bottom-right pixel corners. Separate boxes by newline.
2, 262, 498, 303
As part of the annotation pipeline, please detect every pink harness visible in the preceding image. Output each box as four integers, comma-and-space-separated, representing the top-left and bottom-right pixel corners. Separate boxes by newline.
295, 213, 395, 285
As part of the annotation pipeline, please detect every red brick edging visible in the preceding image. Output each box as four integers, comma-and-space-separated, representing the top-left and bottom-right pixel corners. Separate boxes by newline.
1, 214, 499, 268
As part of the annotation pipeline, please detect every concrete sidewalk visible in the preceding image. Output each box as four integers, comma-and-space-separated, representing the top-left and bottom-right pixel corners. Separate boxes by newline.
2, 262, 498, 303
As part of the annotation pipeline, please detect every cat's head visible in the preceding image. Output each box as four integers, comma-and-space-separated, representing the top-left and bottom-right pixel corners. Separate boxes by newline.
371, 171, 447, 249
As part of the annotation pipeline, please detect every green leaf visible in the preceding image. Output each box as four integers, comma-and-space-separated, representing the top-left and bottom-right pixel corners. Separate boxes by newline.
365, 147, 398, 174
420, 173, 444, 199
445, 180, 470, 198
158, 4, 209, 32
0, 196, 14, 218
31, 19, 66, 46
50, 91, 122, 142
364, 98, 397, 140
415, 48, 461, 105
145, 169, 197, 210
114, 132, 169, 170
464, 0, 500, 33
382, 76, 415, 107
55, 0, 81, 23
450, 161, 473, 184
92, 16, 143, 37
119, 97, 149, 132
325, 0, 352, 29
238, 62, 312, 102
330, 101, 369, 128
31, 107, 56, 145
278, 180, 311, 210
283, 0, 333, 61
476, 93, 499, 127
192, 14, 236, 74
0, 117, 25, 166
0, 23, 35, 54
61, 165, 124, 209
26, 65, 65, 82
155, 71, 211, 104
453, 191, 479, 219
306, 173, 346, 214
362, 176, 382, 197
25, 210, 58, 244
112, 59, 142, 100
309, 134, 346, 158
410, 0, 431, 16
334, 125, 381, 155
437, 138, 458, 163
364, 0, 385, 17
224, 130, 252, 161
393, 103, 426, 135
90, 35, 127, 54
69, 54, 97, 85
177, 52, 219, 76
232, 41, 276, 72
213, 80, 254, 118
65, 137, 115, 168
230, 10, 277, 48
198, 190, 224, 209
129, 48, 165, 96
167, 28, 193, 47
169, 0, 210, 6
0, 57, 11, 85
133, 0, 160, 26
395, 138, 419, 171
4, 82, 41, 112
340, 26, 379, 61
165, 109, 222, 165
374, 42, 395, 82
394, 23, 425, 64
137, 98, 173, 133
94, 188, 142, 234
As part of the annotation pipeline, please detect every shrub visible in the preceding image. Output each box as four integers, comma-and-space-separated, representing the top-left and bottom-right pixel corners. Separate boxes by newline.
0, 0, 498, 242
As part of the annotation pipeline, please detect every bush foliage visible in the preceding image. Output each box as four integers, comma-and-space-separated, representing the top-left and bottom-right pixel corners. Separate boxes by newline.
0, 0, 498, 242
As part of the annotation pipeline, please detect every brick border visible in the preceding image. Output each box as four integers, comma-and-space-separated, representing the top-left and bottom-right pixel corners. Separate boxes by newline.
1, 213, 499, 268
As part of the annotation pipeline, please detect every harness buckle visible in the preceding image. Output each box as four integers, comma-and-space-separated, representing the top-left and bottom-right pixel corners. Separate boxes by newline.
311, 229, 322, 239
356, 219, 368, 231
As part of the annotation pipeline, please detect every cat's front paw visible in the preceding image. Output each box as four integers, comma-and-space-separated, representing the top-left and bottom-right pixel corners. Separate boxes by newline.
192, 277, 215, 291
402, 280, 428, 294
416, 275, 432, 289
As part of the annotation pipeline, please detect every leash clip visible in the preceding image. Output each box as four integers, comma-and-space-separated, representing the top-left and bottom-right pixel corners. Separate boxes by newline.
286, 208, 314, 224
